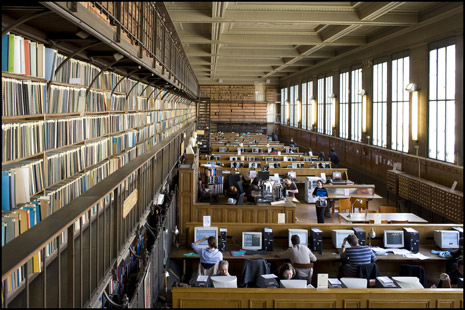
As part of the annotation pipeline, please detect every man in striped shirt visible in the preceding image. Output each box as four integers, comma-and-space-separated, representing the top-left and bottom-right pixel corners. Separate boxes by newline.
340, 234, 376, 277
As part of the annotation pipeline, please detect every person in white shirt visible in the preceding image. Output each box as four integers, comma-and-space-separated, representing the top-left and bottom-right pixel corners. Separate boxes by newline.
276, 235, 317, 282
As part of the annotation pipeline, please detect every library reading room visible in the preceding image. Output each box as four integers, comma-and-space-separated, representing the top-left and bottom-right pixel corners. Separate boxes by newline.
1, 2, 463, 309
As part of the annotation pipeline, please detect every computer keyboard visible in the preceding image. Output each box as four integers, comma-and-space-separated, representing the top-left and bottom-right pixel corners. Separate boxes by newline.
242, 249, 267, 255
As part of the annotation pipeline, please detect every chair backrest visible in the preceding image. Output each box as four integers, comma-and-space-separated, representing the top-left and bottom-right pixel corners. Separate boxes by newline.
229, 174, 241, 188
357, 262, 380, 280
241, 258, 270, 287
391, 220, 408, 224
369, 220, 388, 224
198, 262, 219, 276
236, 192, 246, 205
236, 180, 245, 193
379, 206, 397, 213
339, 199, 351, 212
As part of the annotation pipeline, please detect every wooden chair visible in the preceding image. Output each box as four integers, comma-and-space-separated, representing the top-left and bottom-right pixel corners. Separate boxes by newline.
369, 220, 388, 224
350, 197, 367, 212
333, 198, 351, 215
391, 220, 408, 224
378, 206, 397, 213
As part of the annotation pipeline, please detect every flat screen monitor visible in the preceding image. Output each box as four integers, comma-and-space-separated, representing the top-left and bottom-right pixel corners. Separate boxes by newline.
332, 171, 342, 180
434, 230, 459, 249
211, 276, 238, 288
242, 232, 262, 250
291, 163, 299, 169
391, 277, 424, 289
194, 227, 218, 249
257, 171, 270, 181
219, 147, 226, 152
287, 171, 297, 180
340, 278, 367, 288
247, 157, 255, 161
285, 148, 290, 153
280, 280, 307, 288
384, 230, 404, 248
288, 229, 308, 247
231, 162, 237, 168
332, 230, 354, 249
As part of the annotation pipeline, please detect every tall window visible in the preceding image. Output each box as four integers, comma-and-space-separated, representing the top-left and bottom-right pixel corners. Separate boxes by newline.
317, 78, 325, 133
429, 40, 455, 163
281, 87, 288, 124
294, 85, 299, 127
302, 82, 307, 129
351, 68, 362, 142
289, 85, 295, 127
324, 76, 333, 135
391, 54, 410, 152
373, 61, 388, 147
339, 71, 349, 139
307, 81, 314, 130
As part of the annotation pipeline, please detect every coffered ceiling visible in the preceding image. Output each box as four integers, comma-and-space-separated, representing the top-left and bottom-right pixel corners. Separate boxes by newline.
165, 2, 457, 86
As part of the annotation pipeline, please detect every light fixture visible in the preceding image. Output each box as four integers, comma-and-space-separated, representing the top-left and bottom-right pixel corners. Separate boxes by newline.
297, 98, 302, 125
286, 100, 290, 123
266, 79, 271, 84
311, 96, 317, 126
113, 52, 124, 61
406, 83, 420, 142
358, 89, 367, 133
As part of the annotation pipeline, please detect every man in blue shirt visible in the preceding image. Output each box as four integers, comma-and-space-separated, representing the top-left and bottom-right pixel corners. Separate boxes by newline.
340, 235, 376, 277
192, 236, 223, 270
329, 148, 340, 168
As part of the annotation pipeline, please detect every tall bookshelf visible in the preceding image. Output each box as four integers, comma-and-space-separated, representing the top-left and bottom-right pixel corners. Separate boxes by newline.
1, 32, 196, 296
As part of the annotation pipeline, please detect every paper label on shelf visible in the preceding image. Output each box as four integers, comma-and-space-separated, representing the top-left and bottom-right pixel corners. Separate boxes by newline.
203, 215, 211, 227
278, 213, 285, 224
69, 77, 81, 85
317, 274, 329, 289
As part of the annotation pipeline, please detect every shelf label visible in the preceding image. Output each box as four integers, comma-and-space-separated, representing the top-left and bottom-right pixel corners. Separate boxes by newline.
122, 189, 138, 218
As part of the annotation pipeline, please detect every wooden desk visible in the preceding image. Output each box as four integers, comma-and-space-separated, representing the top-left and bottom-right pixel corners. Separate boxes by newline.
172, 287, 463, 309
338, 213, 428, 223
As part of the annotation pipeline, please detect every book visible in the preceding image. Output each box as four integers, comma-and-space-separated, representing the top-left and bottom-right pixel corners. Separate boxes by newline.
30, 41, 37, 77
19, 36, 25, 74
24, 39, 31, 76
2, 33, 8, 72
12, 167, 31, 205
13, 34, 21, 74
2, 171, 10, 211
44, 47, 57, 81
37, 43, 44, 78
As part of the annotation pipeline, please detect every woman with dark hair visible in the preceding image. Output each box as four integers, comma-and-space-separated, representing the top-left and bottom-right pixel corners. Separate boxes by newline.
318, 152, 326, 161
277, 262, 296, 280
277, 235, 317, 282
312, 180, 329, 223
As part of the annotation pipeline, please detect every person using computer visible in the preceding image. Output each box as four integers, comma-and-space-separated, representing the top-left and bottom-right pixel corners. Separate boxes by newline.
198, 178, 211, 202
277, 262, 296, 280
276, 235, 317, 283
191, 236, 223, 271
312, 180, 328, 223
247, 177, 262, 202
270, 148, 278, 154
318, 151, 326, 161
289, 138, 296, 147
340, 234, 377, 277
213, 260, 230, 276
272, 132, 279, 141
283, 177, 298, 198
329, 148, 340, 168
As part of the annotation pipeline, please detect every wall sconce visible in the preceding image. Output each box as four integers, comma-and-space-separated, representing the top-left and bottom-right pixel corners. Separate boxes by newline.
310, 96, 317, 126
286, 100, 290, 122
405, 83, 419, 142
358, 89, 367, 133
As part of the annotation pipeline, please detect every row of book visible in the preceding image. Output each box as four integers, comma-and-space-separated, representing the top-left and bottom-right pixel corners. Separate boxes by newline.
87, 90, 106, 112
2, 33, 56, 81
2, 121, 45, 163
207, 184, 224, 195
207, 175, 224, 185
48, 84, 86, 114
53, 54, 101, 88
46, 145, 85, 188
2, 78, 46, 116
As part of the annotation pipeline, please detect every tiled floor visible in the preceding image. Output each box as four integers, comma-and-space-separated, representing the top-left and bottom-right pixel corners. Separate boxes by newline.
294, 197, 393, 224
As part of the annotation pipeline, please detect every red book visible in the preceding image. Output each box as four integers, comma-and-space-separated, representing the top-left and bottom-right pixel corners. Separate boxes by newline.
24, 39, 31, 76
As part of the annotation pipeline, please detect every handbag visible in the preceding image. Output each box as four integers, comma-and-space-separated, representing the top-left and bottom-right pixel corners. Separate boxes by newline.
316, 199, 327, 208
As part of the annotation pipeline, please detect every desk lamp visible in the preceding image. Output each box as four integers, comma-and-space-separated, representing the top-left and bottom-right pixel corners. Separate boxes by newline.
349, 199, 363, 218
368, 228, 376, 246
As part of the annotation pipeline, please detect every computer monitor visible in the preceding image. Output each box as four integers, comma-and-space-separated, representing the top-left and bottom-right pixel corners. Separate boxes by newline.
194, 227, 218, 249
288, 229, 308, 247
332, 230, 354, 249
252, 148, 259, 153
279, 280, 307, 288
230, 156, 237, 161
291, 163, 299, 169
384, 230, 404, 248
219, 147, 226, 152
287, 171, 297, 180
242, 232, 262, 250
434, 230, 460, 249
231, 162, 237, 168
391, 277, 424, 289
257, 171, 270, 181
269, 163, 275, 169
340, 278, 367, 288
332, 171, 342, 181
265, 157, 273, 162
248, 162, 254, 168
210, 276, 238, 288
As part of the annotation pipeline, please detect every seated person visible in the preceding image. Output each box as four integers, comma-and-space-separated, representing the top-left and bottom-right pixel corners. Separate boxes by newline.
208, 260, 231, 287
340, 235, 377, 277
270, 148, 278, 154
283, 177, 298, 198
307, 147, 313, 156
277, 262, 296, 281
247, 177, 262, 202
276, 235, 317, 282
447, 238, 463, 286
198, 178, 211, 202
289, 138, 297, 147
226, 185, 239, 202
318, 152, 326, 161
192, 236, 223, 272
